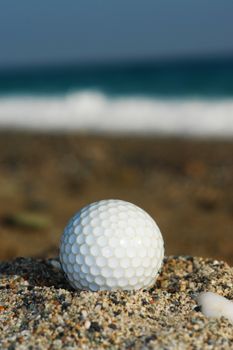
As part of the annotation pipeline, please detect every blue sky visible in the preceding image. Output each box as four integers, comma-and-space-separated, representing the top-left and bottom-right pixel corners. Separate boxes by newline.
0, 0, 233, 67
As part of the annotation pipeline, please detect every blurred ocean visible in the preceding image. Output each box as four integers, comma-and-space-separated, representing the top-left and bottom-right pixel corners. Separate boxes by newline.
0, 57, 233, 136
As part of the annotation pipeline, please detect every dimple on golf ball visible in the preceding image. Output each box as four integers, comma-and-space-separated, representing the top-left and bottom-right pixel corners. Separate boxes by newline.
60, 199, 164, 291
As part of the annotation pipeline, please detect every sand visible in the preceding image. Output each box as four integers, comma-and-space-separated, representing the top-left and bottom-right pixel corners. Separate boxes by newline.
0, 255, 233, 349
0, 132, 233, 265
0, 132, 232, 347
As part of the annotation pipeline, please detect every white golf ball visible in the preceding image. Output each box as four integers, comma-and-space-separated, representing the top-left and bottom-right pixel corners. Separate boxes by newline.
60, 199, 164, 291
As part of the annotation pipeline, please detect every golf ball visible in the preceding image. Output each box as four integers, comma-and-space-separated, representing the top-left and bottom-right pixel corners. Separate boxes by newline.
60, 199, 164, 291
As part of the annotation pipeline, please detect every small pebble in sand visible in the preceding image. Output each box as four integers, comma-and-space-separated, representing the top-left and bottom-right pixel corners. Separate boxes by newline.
48, 258, 62, 270
197, 292, 233, 324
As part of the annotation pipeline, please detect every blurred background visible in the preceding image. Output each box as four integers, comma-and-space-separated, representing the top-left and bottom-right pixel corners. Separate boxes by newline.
0, 0, 232, 263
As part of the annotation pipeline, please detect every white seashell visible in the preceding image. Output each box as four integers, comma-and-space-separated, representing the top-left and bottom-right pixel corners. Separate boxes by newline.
196, 292, 233, 324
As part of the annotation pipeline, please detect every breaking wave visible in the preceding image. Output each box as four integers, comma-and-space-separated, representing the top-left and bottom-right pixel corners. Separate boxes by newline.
0, 91, 233, 137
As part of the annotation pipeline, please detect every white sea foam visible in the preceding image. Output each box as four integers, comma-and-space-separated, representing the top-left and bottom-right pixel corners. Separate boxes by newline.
0, 91, 233, 137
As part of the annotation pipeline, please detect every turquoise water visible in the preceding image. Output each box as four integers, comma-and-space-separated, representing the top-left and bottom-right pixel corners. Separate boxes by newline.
1, 57, 233, 98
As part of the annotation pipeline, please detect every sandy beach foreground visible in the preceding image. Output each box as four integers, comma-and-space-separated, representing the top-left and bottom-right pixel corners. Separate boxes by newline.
0, 132, 232, 264
0, 132, 233, 348
0, 255, 233, 349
